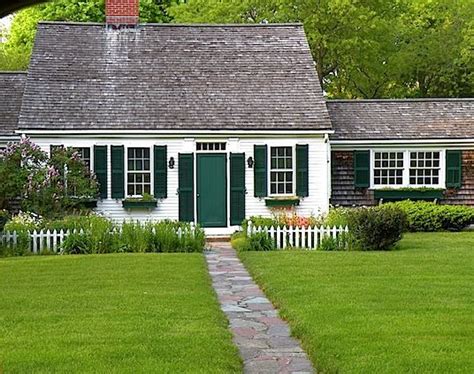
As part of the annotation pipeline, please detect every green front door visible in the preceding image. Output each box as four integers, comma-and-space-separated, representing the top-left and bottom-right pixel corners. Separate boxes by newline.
197, 154, 227, 227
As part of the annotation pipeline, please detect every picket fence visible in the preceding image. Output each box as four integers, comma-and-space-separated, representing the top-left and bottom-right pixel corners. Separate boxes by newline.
247, 221, 349, 250
0, 226, 194, 254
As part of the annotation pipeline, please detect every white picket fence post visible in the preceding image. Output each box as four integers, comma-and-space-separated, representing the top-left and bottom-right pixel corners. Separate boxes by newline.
247, 222, 350, 250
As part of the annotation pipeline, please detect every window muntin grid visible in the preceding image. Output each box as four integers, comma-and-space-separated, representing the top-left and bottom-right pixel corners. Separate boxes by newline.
127, 147, 151, 196
75, 147, 91, 168
373, 151, 404, 186
409, 151, 440, 185
270, 146, 293, 195
196, 142, 226, 151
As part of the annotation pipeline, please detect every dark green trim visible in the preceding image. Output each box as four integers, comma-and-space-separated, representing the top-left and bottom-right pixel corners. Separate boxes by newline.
178, 153, 194, 222
296, 144, 309, 197
122, 200, 157, 209
254, 145, 267, 197
94, 145, 107, 199
111, 145, 124, 199
265, 197, 300, 207
446, 150, 462, 188
230, 152, 246, 226
354, 150, 370, 188
374, 189, 444, 201
154, 145, 167, 199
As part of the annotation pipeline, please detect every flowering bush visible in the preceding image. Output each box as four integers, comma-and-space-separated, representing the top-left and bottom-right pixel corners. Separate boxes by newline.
245, 212, 322, 229
0, 138, 98, 218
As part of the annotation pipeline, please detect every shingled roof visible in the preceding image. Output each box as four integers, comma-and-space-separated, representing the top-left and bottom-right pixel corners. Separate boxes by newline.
327, 99, 474, 141
18, 22, 332, 132
0, 72, 26, 136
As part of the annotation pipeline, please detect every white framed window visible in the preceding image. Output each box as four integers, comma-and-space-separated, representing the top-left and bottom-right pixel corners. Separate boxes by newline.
75, 147, 91, 168
409, 151, 440, 186
127, 147, 151, 196
371, 149, 445, 188
373, 151, 404, 186
270, 146, 294, 195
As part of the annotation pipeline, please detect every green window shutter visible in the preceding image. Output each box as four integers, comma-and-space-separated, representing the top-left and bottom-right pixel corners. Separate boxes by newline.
446, 150, 462, 188
154, 145, 167, 199
296, 145, 309, 197
254, 145, 267, 197
94, 145, 108, 199
354, 150, 370, 188
179, 153, 194, 222
111, 146, 124, 199
230, 153, 246, 225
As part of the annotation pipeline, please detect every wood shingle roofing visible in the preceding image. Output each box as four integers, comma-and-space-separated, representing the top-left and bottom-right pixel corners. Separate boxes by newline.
0, 72, 26, 136
327, 99, 474, 141
18, 22, 332, 131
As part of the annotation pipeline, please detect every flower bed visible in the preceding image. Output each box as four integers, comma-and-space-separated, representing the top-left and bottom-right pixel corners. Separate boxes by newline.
0, 213, 205, 256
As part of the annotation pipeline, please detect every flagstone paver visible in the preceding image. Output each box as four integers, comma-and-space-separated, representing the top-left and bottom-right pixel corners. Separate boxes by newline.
205, 242, 314, 374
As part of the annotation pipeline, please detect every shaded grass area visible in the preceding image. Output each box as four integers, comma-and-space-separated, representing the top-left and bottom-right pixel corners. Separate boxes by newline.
0, 254, 241, 373
239, 233, 474, 373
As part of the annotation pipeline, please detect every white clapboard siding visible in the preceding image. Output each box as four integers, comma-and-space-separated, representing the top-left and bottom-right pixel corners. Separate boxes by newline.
247, 221, 349, 250
0, 225, 195, 254
31, 136, 331, 231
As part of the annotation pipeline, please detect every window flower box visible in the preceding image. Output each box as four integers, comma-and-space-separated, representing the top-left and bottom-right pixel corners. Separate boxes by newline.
122, 198, 157, 210
374, 189, 444, 201
265, 197, 300, 207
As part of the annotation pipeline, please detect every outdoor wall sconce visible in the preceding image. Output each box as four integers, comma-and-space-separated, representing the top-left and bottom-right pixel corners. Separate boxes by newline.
168, 157, 175, 169
247, 156, 254, 168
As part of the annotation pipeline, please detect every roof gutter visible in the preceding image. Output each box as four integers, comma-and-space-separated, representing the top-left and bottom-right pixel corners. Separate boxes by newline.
332, 138, 474, 149
18, 129, 335, 138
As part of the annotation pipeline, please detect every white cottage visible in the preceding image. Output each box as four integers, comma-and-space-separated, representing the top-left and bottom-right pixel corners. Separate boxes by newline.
11, 1, 332, 234
2, 0, 472, 235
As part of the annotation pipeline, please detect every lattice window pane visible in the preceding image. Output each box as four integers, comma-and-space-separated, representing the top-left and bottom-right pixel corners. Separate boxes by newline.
373, 152, 404, 186
409, 151, 441, 186
270, 147, 293, 195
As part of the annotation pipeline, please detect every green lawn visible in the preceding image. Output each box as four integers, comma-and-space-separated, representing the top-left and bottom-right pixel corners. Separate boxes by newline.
0, 254, 241, 373
239, 232, 474, 374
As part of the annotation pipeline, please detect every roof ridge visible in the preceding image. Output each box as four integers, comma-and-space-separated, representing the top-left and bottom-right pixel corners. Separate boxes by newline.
327, 98, 474, 103
37, 21, 303, 27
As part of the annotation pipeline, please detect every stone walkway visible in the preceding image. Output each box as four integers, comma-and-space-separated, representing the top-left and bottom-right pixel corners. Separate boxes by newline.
205, 242, 314, 374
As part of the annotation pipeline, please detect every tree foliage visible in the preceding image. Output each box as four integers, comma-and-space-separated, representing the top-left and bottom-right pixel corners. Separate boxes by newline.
169, 0, 473, 98
0, 0, 473, 98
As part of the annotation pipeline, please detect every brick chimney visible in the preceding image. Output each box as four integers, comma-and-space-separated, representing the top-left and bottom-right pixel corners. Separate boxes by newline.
106, 0, 139, 26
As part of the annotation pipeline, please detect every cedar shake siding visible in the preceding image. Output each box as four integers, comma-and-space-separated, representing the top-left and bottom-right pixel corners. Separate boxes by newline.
330, 151, 375, 207
331, 150, 474, 207
443, 151, 474, 205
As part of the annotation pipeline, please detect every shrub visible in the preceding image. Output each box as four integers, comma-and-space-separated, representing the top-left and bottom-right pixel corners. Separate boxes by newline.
240, 232, 275, 251
348, 205, 407, 251
0, 210, 9, 232
319, 232, 350, 251
323, 207, 351, 227
61, 231, 93, 254
0, 138, 98, 218
3, 212, 41, 255
231, 231, 247, 251
385, 201, 474, 232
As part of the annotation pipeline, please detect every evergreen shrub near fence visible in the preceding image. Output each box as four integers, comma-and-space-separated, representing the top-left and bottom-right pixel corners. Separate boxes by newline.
384, 201, 474, 232
0, 215, 205, 256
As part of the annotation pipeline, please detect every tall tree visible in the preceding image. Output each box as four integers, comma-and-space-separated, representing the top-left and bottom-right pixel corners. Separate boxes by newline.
170, 0, 473, 98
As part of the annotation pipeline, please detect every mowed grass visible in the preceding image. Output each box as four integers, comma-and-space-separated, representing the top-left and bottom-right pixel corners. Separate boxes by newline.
240, 233, 474, 373
0, 254, 241, 373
